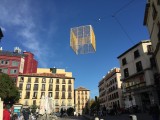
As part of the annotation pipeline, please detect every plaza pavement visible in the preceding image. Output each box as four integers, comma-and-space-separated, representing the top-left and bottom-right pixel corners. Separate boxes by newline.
84, 113, 154, 120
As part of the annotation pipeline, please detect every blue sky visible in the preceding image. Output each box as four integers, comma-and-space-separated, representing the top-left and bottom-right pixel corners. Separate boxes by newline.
0, 0, 149, 98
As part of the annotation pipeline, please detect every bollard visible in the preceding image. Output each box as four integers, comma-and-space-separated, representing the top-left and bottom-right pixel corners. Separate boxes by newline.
95, 117, 99, 120
129, 115, 137, 120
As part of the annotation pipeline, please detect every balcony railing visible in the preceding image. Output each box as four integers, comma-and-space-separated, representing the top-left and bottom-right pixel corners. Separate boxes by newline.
55, 88, 59, 91
55, 96, 59, 99
125, 82, 146, 92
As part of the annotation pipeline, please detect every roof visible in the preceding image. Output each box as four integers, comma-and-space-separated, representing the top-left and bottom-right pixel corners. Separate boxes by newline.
75, 86, 90, 91
19, 73, 74, 79
0, 50, 26, 57
117, 40, 151, 59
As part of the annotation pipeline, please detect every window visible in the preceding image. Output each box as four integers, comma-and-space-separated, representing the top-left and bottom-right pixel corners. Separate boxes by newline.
41, 92, 45, 98
62, 79, 65, 84
20, 77, 24, 82
12, 61, 19, 66
33, 100, 36, 105
122, 58, 127, 66
68, 79, 71, 84
35, 78, 38, 83
49, 84, 53, 91
0, 60, 9, 65
136, 61, 143, 72
62, 92, 65, 99
19, 84, 23, 90
25, 92, 30, 99
68, 92, 72, 99
157, 0, 160, 5
28, 77, 31, 83
152, 4, 157, 20
49, 92, 52, 97
134, 50, 140, 59
56, 85, 59, 91
147, 45, 153, 54
33, 92, 37, 99
56, 79, 59, 84
1, 68, 8, 74
68, 85, 72, 91
124, 68, 129, 78
26, 84, 31, 90
49, 78, 53, 83
55, 92, 59, 99
34, 84, 38, 90
41, 84, 45, 91
150, 57, 156, 68
42, 78, 46, 83
10, 69, 18, 74
62, 85, 65, 91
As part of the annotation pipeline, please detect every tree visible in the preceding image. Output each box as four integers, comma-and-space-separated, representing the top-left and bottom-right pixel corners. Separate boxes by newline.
0, 73, 20, 106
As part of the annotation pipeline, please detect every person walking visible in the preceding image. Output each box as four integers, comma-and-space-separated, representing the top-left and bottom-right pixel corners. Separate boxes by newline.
3, 105, 10, 120
22, 108, 30, 120
149, 101, 160, 120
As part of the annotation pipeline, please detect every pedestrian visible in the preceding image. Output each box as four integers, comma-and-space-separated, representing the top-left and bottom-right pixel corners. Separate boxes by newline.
113, 103, 118, 115
3, 104, 10, 120
22, 108, 30, 120
149, 101, 159, 120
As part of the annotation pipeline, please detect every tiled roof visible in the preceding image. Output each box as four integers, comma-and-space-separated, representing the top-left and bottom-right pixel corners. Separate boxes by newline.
75, 86, 90, 91
19, 73, 73, 79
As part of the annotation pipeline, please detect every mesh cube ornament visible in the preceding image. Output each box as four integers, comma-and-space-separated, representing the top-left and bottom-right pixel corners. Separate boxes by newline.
70, 25, 96, 54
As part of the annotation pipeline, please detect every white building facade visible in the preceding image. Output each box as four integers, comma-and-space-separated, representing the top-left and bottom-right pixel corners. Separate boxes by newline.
118, 40, 158, 111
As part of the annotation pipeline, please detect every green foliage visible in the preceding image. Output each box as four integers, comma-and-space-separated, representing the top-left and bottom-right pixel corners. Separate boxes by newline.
0, 73, 20, 106
30, 105, 38, 113
67, 107, 74, 116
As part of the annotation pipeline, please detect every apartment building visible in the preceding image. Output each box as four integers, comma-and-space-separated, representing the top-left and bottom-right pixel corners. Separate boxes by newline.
98, 68, 123, 109
143, 0, 160, 104
0, 47, 37, 82
98, 79, 106, 107
0, 47, 25, 82
17, 68, 75, 112
117, 40, 158, 111
74, 87, 90, 115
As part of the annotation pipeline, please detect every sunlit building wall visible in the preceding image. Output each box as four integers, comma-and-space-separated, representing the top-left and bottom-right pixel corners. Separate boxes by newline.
74, 87, 90, 115
17, 68, 75, 112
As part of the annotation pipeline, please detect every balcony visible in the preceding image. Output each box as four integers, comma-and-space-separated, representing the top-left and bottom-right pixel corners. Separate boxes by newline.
61, 97, 66, 99
125, 82, 146, 92
48, 88, 53, 91
55, 88, 59, 91
55, 96, 59, 99
41, 89, 45, 91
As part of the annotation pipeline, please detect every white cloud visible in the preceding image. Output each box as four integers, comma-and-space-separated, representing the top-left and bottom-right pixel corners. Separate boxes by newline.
0, 0, 56, 67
